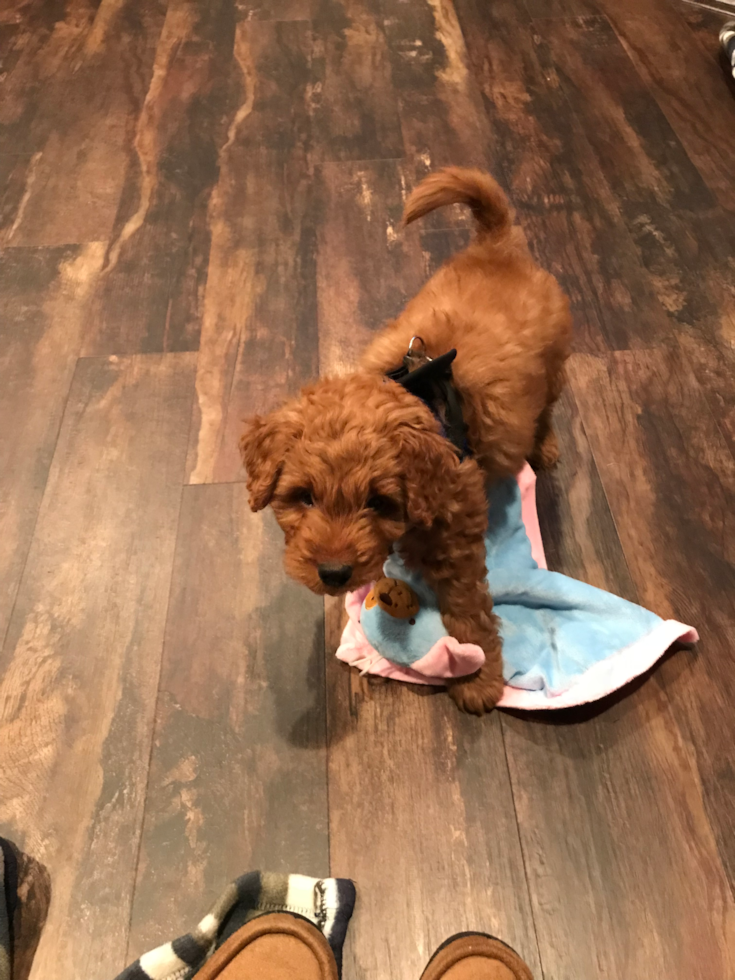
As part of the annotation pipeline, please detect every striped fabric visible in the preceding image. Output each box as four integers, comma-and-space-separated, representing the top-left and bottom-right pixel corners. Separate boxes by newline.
0, 840, 354, 980
722, 21, 735, 79
114, 872, 356, 980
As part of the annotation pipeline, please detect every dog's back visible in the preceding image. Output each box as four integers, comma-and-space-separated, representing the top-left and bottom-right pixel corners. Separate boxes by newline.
361, 167, 572, 481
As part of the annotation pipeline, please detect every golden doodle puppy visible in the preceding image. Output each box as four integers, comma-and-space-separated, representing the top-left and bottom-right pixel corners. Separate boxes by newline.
241, 168, 572, 713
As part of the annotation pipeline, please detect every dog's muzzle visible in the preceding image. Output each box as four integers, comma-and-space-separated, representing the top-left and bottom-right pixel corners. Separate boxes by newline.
318, 563, 353, 588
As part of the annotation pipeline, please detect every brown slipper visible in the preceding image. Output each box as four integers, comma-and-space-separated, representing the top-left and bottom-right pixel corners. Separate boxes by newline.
193, 912, 339, 980
420, 932, 534, 980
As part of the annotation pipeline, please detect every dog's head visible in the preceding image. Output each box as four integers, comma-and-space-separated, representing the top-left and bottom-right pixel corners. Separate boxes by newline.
240, 374, 459, 595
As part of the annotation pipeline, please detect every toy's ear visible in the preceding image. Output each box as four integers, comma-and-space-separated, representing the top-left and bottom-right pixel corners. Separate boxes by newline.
240, 406, 303, 511
400, 426, 460, 527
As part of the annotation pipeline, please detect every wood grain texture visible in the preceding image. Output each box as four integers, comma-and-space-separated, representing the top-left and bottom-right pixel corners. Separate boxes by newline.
523, 0, 597, 16
677, 331, 735, 459
127, 487, 328, 958
237, 0, 317, 19
184, 17, 319, 483
540, 15, 714, 213
0, 352, 196, 980
310, 0, 404, 162
570, 349, 735, 892
503, 688, 735, 980
682, 3, 735, 64
453, 0, 673, 353
594, 0, 735, 211
535, 12, 735, 441
0, 0, 98, 154
534, 386, 637, 599
326, 600, 541, 980
382, 0, 489, 176
0, 244, 105, 649
537, 10, 735, 445
81, 0, 243, 355
0, 0, 166, 247
533, 8, 733, 369
502, 372, 735, 980
316, 158, 429, 374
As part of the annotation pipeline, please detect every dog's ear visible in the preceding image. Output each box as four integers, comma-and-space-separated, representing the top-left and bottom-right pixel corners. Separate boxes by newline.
399, 426, 460, 527
240, 407, 303, 511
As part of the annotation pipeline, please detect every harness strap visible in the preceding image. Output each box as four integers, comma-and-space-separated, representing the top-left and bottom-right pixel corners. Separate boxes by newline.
385, 346, 470, 459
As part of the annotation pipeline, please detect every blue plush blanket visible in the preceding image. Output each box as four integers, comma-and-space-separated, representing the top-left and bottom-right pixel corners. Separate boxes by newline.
338, 466, 697, 709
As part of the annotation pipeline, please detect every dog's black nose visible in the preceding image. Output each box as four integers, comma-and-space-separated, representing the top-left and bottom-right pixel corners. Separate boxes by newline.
318, 562, 353, 588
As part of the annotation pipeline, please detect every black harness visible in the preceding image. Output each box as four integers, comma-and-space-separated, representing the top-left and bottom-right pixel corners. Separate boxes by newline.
385, 338, 470, 459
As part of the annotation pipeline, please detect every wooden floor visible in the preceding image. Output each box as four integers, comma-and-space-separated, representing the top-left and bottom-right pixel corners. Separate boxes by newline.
1, 1, 735, 977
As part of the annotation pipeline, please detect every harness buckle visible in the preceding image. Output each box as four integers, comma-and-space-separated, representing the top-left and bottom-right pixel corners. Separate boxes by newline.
404, 335, 431, 371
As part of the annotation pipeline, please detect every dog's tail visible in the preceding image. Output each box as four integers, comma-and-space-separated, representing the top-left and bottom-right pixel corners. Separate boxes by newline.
403, 167, 513, 242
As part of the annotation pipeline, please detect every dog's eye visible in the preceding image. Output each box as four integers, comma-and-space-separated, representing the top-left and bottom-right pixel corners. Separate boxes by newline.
367, 494, 401, 519
293, 488, 314, 507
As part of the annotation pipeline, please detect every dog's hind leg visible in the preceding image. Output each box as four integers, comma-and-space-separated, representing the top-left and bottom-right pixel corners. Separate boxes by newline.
529, 358, 567, 470
529, 404, 560, 470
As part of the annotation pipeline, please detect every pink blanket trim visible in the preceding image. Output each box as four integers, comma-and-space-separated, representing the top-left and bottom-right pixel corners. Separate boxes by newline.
335, 464, 699, 710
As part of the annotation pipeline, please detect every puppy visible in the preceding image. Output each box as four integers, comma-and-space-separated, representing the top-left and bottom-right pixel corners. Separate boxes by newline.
241, 168, 572, 714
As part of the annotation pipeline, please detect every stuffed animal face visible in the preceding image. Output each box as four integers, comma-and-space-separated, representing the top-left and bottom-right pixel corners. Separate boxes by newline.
365, 578, 420, 620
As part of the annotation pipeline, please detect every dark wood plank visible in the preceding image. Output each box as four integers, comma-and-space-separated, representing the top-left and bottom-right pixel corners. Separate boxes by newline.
0, 154, 36, 241
187, 208, 319, 484
454, 0, 674, 353
0, 0, 98, 155
503, 689, 735, 979
0, 3, 40, 85
593, 0, 735, 211
184, 17, 319, 483
237, 0, 317, 19
0, 0, 165, 247
326, 602, 542, 980
677, 330, 735, 458
570, 348, 735, 891
523, 0, 597, 16
310, 0, 404, 162
127, 488, 328, 957
501, 374, 734, 979
681, 3, 735, 53
0, 243, 105, 649
381, 0, 489, 178
541, 15, 716, 214
81, 0, 244, 355
0, 352, 196, 980
520, 208, 671, 355
533, 13, 735, 452
316, 158, 427, 373
535, 386, 638, 599
315, 159, 476, 369
680, 5, 735, 105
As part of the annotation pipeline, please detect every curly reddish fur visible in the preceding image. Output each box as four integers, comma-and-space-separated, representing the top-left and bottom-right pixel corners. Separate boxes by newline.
241, 168, 572, 714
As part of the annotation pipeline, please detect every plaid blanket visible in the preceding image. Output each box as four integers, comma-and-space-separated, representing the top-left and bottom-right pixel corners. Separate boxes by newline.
115, 871, 356, 980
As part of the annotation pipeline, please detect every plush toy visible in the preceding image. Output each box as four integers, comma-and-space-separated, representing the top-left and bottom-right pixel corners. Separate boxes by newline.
365, 578, 420, 621
338, 465, 698, 710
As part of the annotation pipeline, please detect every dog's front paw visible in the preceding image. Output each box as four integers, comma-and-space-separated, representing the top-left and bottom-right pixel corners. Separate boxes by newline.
448, 665, 505, 715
